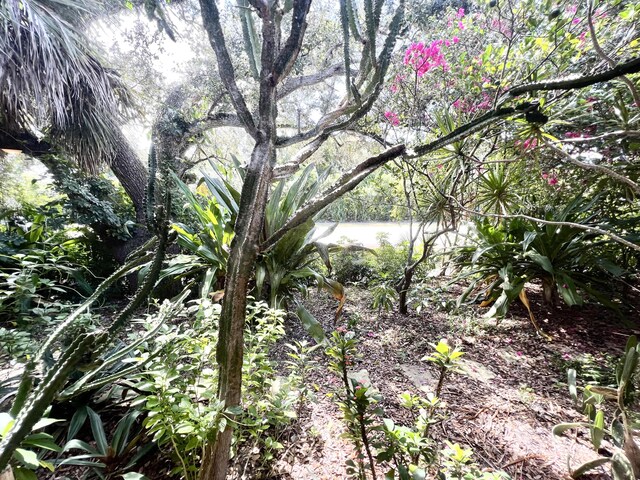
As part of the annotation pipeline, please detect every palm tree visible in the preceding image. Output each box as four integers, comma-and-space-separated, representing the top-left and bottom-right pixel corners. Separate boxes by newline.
0, 0, 148, 224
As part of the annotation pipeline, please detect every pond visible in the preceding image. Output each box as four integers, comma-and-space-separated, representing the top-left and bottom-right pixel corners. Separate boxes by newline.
315, 222, 422, 248
314, 222, 471, 248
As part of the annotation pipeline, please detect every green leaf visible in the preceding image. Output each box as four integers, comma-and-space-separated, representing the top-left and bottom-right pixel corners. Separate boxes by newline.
112, 411, 140, 456
570, 457, 610, 478
383, 418, 395, 431
22, 432, 62, 452
590, 410, 605, 450
13, 467, 38, 480
121, 473, 150, 480
63, 439, 100, 455
410, 466, 426, 480
611, 418, 625, 448
0, 412, 14, 436
32, 417, 63, 430
86, 408, 108, 455
68, 407, 88, 441
14, 448, 39, 469
611, 452, 635, 480
295, 302, 327, 345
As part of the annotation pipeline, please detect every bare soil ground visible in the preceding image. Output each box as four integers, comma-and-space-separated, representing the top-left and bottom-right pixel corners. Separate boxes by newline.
262, 284, 640, 480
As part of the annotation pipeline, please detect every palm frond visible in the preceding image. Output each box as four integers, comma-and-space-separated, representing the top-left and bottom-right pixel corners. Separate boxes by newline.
0, 0, 134, 172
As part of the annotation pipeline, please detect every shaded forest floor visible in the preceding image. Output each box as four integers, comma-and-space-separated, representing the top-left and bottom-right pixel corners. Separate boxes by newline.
258, 284, 640, 480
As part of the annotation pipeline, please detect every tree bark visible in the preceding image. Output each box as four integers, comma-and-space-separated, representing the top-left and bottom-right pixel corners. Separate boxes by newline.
108, 129, 148, 225
199, 139, 276, 480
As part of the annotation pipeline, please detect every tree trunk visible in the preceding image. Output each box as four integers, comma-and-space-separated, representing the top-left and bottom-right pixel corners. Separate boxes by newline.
397, 268, 414, 315
108, 129, 148, 226
198, 140, 276, 480
542, 277, 558, 306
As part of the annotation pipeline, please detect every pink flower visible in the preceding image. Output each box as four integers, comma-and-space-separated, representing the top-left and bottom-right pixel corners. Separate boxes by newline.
458, 21, 465, 30
541, 172, 549, 179
336, 326, 347, 334
548, 177, 558, 186
404, 41, 449, 76
384, 111, 400, 126
578, 31, 587, 46
572, 18, 581, 25
456, 8, 465, 19
566, 5, 578, 14
562, 353, 571, 360
564, 131, 582, 138
452, 36, 460, 44
522, 138, 538, 150
516, 351, 523, 356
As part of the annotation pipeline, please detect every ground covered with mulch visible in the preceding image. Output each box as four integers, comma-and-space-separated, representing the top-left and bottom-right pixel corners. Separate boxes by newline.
262, 283, 640, 480
4, 282, 639, 480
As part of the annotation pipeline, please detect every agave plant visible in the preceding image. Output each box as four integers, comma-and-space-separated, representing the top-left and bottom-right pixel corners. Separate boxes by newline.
455, 196, 627, 331
173, 159, 359, 310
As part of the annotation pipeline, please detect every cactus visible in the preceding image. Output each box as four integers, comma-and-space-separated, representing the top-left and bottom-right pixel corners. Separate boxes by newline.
363, 0, 377, 68
339, 0, 352, 99
0, 126, 174, 472
58, 290, 189, 401
237, 0, 260, 80
344, 0, 362, 42
0, 332, 107, 471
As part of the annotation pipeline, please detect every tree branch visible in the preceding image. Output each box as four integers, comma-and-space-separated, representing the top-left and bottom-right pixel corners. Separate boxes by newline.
186, 112, 244, 138
272, 133, 330, 180
277, 63, 348, 100
412, 108, 516, 157
502, 56, 640, 100
273, 0, 313, 84
199, 0, 257, 138
544, 139, 640, 195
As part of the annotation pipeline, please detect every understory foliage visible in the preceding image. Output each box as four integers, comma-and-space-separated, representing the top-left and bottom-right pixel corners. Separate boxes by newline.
553, 335, 640, 479
326, 331, 508, 480
133, 299, 315, 480
1, 0, 640, 478
454, 196, 631, 318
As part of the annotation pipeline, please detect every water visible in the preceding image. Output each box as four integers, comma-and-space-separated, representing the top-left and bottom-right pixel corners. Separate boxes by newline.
314, 222, 470, 248
315, 222, 418, 248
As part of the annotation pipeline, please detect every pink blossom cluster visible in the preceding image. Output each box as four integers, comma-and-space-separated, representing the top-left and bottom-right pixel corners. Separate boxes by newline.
566, 5, 582, 24
448, 9, 466, 30
542, 172, 558, 186
384, 110, 400, 126
514, 137, 538, 150
403, 40, 451, 76
565, 126, 597, 138
389, 74, 405, 93
452, 92, 492, 113
564, 131, 583, 138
